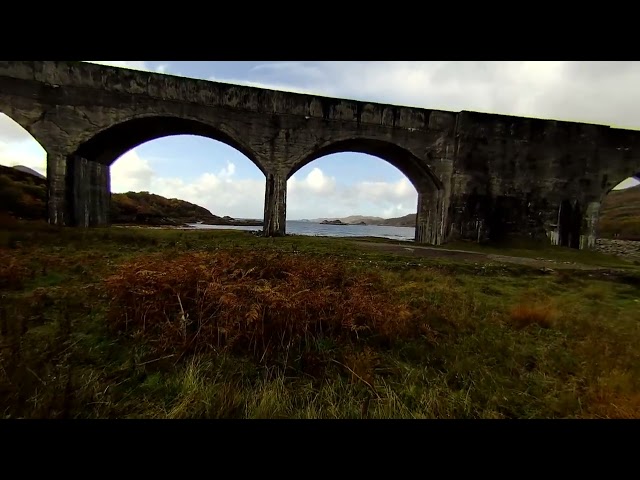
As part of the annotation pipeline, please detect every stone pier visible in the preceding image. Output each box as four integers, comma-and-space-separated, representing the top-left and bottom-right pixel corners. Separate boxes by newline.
263, 172, 287, 237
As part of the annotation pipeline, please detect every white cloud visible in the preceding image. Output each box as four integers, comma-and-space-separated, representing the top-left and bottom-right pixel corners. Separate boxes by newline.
110, 154, 266, 219
217, 161, 235, 179
86, 61, 151, 72
0, 113, 47, 175
85, 61, 167, 75
0, 139, 46, 175
110, 151, 416, 220
211, 61, 640, 129
613, 177, 640, 190
354, 178, 414, 202
286, 168, 416, 220
288, 167, 336, 195
110, 149, 155, 192
207, 74, 325, 96
150, 173, 266, 219
0, 114, 38, 143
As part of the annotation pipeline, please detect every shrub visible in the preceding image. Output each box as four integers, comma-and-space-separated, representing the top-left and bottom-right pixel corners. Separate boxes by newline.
0, 252, 32, 290
103, 251, 418, 363
509, 302, 557, 329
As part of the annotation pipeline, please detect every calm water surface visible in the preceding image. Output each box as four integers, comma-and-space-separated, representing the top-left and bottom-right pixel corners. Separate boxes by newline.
187, 220, 416, 241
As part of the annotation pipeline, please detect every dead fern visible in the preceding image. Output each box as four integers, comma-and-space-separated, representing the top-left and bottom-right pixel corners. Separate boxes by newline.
0, 252, 32, 290
103, 251, 421, 363
509, 302, 557, 329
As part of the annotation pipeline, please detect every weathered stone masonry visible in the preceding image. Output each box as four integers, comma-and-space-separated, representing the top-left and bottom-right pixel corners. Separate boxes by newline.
450, 112, 640, 248
0, 61, 639, 248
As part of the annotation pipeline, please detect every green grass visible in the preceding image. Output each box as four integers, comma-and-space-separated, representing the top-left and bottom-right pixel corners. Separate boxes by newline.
1, 224, 640, 419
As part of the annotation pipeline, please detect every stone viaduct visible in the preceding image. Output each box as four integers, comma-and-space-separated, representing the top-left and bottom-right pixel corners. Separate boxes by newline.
1, 60, 639, 248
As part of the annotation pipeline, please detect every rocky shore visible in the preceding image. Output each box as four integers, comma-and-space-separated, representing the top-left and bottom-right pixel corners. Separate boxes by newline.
320, 219, 347, 225
594, 238, 640, 263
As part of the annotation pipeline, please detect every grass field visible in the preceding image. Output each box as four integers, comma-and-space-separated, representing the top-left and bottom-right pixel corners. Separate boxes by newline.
1, 221, 640, 419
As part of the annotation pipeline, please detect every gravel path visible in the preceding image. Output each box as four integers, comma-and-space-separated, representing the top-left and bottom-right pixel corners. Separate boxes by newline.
353, 241, 614, 271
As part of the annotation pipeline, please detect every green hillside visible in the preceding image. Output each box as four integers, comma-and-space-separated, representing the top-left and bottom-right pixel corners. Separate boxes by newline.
0, 165, 47, 220
598, 184, 640, 240
0, 164, 259, 226
110, 191, 221, 225
379, 213, 416, 227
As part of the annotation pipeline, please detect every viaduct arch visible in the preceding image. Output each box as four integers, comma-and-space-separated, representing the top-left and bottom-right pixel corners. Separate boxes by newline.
1, 60, 639, 248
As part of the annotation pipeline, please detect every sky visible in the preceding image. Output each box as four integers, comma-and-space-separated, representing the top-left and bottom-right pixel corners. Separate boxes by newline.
1, 61, 639, 220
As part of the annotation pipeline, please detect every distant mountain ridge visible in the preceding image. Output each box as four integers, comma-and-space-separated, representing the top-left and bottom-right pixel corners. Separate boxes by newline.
12, 165, 45, 179
0, 164, 261, 227
300, 213, 416, 227
305, 215, 385, 224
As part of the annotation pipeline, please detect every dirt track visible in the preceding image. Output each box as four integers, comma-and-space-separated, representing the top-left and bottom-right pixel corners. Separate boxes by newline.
352, 241, 608, 271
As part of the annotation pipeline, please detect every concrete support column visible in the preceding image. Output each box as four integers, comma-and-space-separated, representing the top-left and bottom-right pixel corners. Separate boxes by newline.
545, 200, 563, 247
580, 201, 601, 250
415, 188, 444, 245
67, 155, 111, 227
263, 172, 287, 237
46, 152, 69, 226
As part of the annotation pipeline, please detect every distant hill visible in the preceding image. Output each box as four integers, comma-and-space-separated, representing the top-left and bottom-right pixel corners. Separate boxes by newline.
12, 165, 45, 179
599, 184, 640, 240
0, 164, 261, 226
110, 191, 261, 226
306, 215, 384, 225
378, 213, 416, 227
304, 213, 416, 227
110, 191, 219, 225
0, 164, 48, 220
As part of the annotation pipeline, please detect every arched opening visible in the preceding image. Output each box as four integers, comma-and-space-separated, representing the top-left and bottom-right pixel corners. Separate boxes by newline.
288, 139, 442, 192
596, 175, 640, 243
106, 135, 266, 229
73, 116, 263, 173
286, 140, 443, 244
0, 113, 48, 223
68, 116, 266, 229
